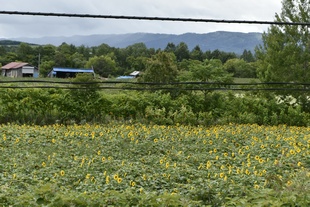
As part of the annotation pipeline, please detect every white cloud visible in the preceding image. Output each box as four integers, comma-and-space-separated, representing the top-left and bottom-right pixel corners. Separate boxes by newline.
0, 0, 282, 38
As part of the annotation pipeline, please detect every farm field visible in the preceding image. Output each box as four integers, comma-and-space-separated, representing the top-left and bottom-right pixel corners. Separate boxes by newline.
0, 123, 309, 206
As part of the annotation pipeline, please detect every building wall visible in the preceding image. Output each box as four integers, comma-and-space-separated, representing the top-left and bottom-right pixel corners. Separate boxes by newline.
12, 69, 23, 77
2, 67, 38, 77
22, 68, 35, 74
22, 66, 38, 77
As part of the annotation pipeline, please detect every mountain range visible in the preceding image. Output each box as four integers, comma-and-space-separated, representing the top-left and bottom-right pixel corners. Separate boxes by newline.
2, 31, 263, 54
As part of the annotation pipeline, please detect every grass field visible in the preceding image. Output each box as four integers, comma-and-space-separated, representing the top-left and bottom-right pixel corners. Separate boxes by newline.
0, 123, 309, 206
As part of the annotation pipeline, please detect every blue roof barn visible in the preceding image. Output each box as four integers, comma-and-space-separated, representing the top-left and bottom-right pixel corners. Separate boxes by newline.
48, 67, 95, 78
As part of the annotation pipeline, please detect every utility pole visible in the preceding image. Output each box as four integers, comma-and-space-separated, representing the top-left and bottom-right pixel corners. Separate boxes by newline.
38, 53, 41, 70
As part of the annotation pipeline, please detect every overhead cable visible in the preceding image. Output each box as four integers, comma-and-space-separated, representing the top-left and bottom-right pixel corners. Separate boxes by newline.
0, 80, 310, 91
0, 11, 310, 26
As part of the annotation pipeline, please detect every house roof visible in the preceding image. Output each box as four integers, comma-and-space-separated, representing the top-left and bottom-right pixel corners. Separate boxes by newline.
52, 67, 94, 73
1, 62, 29, 70
130, 71, 140, 76
117, 76, 135, 79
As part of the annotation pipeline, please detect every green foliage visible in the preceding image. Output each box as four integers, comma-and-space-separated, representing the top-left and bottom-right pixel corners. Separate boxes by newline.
190, 45, 204, 61
85, 54, 117, 77
141, 52, 179, 83
256, 0, 310, 111
39, 60, 55, 77
60, 73, 102, 123
175, 42, 190, 62
224, 58, 257, 78
190, 59, 234, 83
0, 37, 260, 80
226, 170, 310, 206
205, 49, 237, 63
1, 52, 18, 64
126, 56, 147, 72
0, 86, 309, 126
17, 43, 36, 65
240, 49, 256, 62
39, 44, 57, 62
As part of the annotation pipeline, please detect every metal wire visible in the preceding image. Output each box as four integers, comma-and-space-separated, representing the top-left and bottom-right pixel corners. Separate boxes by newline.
1, 80, 310, 85
1, 11, 310, 26
0, 80, 310, 91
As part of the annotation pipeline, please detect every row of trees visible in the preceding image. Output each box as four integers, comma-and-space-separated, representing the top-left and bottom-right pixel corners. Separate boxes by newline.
0, 0, 308, 109
0, 40, 256, 80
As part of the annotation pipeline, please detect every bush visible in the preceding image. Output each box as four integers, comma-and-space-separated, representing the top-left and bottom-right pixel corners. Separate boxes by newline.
0, 87, 309, 126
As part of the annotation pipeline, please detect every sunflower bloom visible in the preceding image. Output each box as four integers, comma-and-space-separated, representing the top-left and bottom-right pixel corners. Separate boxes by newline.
286, 180, 293, 186
130, 181, 136, 187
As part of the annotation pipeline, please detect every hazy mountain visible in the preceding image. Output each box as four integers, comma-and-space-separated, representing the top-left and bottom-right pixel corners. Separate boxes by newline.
5, 31, 263, 54
0, 39, 38, 46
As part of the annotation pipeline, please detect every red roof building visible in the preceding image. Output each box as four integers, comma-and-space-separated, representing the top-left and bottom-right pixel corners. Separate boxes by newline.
1, 62, 38, 77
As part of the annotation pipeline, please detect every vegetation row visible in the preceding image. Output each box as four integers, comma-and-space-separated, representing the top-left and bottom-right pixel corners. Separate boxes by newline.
0, 82, 308, 126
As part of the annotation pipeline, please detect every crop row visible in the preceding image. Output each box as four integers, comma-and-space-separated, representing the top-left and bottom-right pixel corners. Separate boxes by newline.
0, 123, 309, 206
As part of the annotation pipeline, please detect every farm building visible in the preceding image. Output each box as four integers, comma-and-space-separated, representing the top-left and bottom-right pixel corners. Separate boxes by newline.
129, 71, 140, 77
116, 71, 141, 79
48, 67, 95, 78
1, 62, 38, 78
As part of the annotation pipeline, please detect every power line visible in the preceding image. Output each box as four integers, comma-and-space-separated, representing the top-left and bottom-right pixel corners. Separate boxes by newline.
0, 11, 310, 26
1, 79, 310, 86
0, 80, 310, 91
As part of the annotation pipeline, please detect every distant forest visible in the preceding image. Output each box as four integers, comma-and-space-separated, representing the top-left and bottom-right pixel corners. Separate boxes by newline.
0, 40, 257, 80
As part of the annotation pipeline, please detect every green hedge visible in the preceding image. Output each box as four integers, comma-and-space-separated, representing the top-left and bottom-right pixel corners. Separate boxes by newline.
0, 88, 308, 126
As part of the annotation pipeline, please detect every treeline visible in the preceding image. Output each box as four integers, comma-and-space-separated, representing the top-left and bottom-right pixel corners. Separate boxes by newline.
0, 41, 256, 79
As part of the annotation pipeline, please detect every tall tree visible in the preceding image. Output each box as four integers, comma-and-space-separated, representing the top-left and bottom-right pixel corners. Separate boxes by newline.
164, 42, 176, 53
141, 52, 178, 83
240, 49, 255, 62
256, 0, 310, 109
224, 58, 257, 78
125, 43, 150, 57
126, 56, 147, 72
2, 52, 18, 64
256, 0, 310, 83
85, 54, 117, 78
17, 43, 35, 64
190, 59, 233, 83
174, 42, 190, 62
71, 52, 86, 68
96, 43, 112, 56
38, 44, 56, 62
77, 45, 92, 59
0, 46, 6, 56
39, 60, 55, 77
190, 45, 204, 61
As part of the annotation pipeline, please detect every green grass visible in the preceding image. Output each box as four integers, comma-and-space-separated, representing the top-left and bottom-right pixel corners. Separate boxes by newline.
233, 77, 260, 83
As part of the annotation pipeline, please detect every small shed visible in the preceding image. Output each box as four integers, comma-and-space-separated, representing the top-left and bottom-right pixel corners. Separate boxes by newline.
116, 71, 141, 79
1, 62, 38, 78
129, 71, 140, 78
48, 67, 95, 78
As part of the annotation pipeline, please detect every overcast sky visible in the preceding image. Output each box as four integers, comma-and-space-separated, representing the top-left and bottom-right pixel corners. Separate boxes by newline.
0, 0, 282, 38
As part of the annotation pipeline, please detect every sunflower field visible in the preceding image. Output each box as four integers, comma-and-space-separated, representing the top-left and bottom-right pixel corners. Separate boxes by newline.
0, 123, 309, 206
